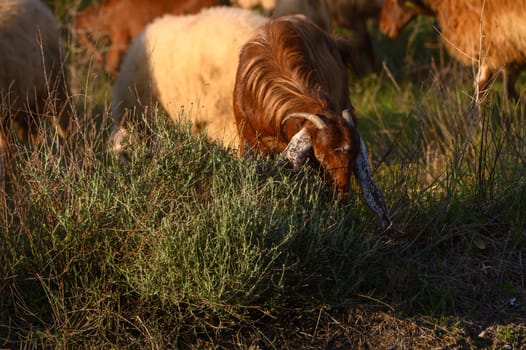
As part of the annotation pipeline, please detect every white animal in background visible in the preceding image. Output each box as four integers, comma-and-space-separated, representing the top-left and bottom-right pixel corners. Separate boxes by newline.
0, 0, 72, 178
110, 7, 268, 156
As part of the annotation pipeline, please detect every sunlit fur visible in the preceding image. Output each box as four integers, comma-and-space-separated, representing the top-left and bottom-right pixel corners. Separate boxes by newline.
231, 0, 277, 13
74, 0, 226, 78
380, 0, 526, 97
236, 15, 352, 140
111, 7, 268, 151
233, 15, 360, 192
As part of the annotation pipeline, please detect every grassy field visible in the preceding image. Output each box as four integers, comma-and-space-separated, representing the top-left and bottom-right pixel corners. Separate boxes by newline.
1, 1, 525, 348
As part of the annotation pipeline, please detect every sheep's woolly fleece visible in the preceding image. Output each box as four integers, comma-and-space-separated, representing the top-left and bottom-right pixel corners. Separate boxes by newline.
0, 0, 69, 144
0, 0, 64, 114
112, 7, 269, 149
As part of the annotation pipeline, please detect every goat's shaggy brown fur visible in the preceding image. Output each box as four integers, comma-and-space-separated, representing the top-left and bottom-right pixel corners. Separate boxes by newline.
234, 14, 358, 191
74, 0, 227, 77
380, 0, 526, 98
233, 14, 397, 233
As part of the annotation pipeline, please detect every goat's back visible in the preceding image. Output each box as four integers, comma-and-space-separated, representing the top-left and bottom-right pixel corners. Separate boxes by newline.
234, 14, 353, 135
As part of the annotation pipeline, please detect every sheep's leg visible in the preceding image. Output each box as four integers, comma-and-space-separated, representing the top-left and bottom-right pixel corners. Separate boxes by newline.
353, 137, 399, 236
109, 125, 130, 163
475, 64, 493, 102
54, 70, 74, 143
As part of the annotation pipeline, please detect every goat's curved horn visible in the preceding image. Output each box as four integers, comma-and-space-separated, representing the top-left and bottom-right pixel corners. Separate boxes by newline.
342, 109, 355, 127
282, 112, 327, 129
353, 136, 399, 235
279, 128, 312, 171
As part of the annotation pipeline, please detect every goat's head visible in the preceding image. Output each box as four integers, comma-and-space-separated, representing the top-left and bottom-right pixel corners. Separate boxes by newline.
281, 109, 360, 193
280, 109, 400, 235
380, 0, 431, 38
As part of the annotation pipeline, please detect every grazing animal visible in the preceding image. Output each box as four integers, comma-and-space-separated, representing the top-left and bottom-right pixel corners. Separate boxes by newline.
272, 0, 383, 75
0, 0, 72, 172
74, 0, 229, 78
325, 0, 384, 75
110, 7, 269, 156
379, 0, 526, 99
272, 0, 332, 32
233, 14, 396, 233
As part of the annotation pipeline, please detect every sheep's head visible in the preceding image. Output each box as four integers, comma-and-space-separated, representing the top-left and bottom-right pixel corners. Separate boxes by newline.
281, 110, 359, 193
380, 0, 430, 38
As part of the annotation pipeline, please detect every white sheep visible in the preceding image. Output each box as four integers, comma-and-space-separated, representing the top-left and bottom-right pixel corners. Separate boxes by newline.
110, 6, 268, 155
0, 0, 72, 178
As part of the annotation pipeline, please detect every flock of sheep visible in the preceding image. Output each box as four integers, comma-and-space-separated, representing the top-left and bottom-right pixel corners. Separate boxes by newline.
1, 0, 525, 235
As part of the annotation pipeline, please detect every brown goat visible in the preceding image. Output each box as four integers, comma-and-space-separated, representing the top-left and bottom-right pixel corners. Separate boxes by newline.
74, 0, 228, 77
233, 14, 397, 233
380, 0, 526, 99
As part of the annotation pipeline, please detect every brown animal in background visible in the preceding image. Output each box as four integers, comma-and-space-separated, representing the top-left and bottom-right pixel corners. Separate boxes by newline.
273, 0, 384, 76
380, 0, 526, 100
272, 0, 332, 32
74, 0, 228, 77
325, 0, 384, 75
233, 14, 397, 233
